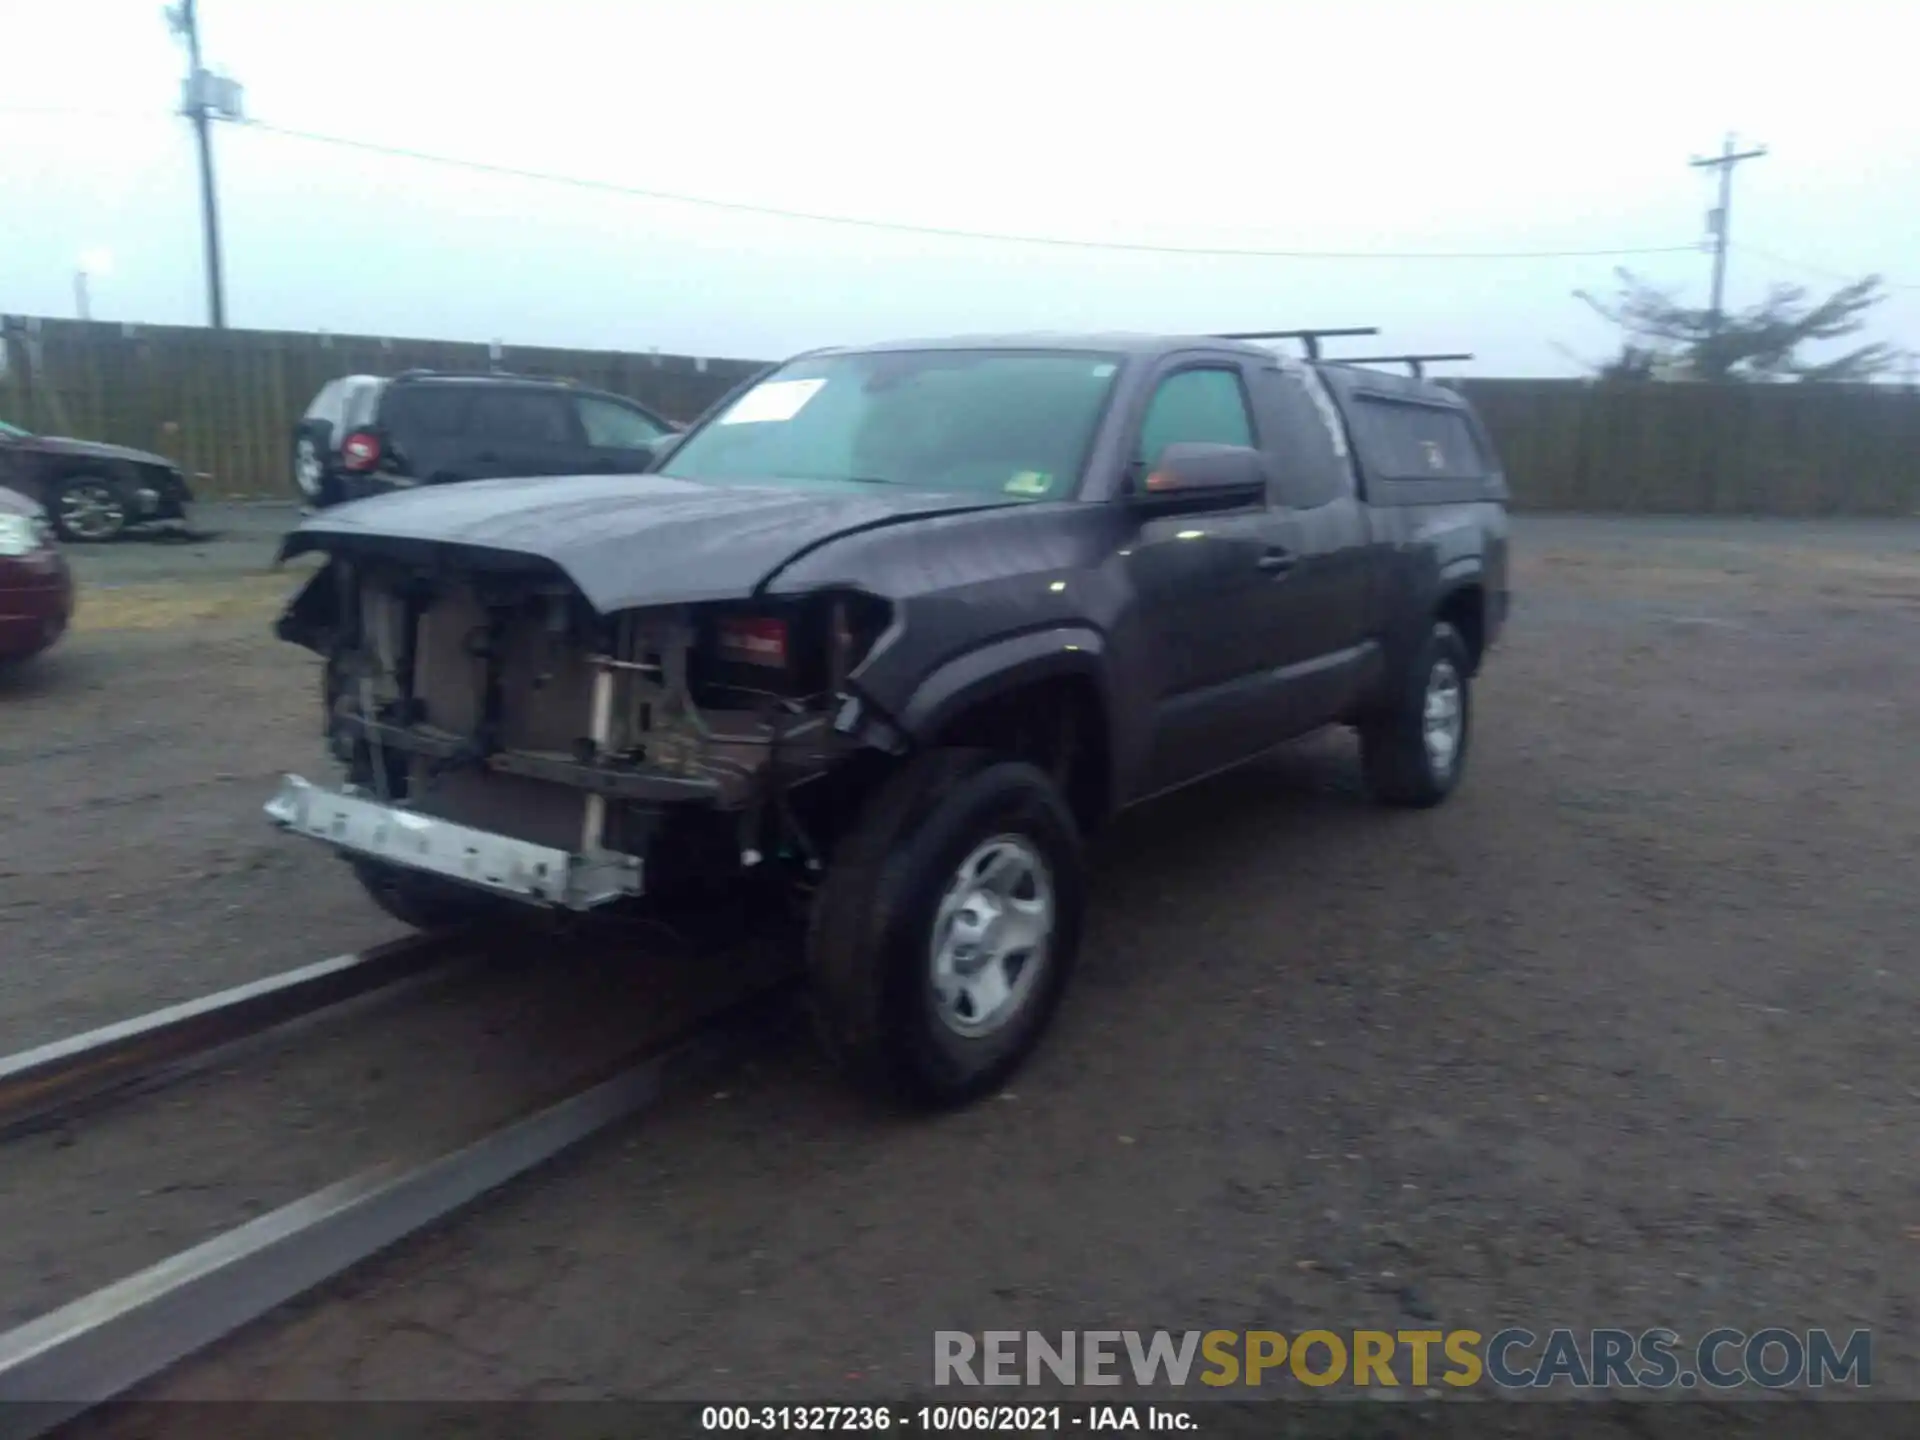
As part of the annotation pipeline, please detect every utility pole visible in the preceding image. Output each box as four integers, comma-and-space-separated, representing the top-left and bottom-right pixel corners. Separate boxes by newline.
166, 1, 243, 329
1690, 133, 1767, 341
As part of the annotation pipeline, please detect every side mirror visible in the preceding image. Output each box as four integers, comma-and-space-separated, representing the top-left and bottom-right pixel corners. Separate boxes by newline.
645, 433, 684, 467
1134, 442, 1266, 500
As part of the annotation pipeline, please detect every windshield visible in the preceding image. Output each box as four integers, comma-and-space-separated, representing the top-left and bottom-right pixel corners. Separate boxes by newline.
0, 420, 27, 438
659, 349, 1121, 502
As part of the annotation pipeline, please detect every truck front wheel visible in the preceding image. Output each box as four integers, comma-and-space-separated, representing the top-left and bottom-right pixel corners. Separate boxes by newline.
348, 857, 503, 933
1359, 620, 1473, 808
805, 748, 1086, 1109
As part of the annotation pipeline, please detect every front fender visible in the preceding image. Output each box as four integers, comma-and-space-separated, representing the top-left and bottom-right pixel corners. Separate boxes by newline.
1, 452, 54, 510
275, 559, 344, 654
890, 625, 1113, 742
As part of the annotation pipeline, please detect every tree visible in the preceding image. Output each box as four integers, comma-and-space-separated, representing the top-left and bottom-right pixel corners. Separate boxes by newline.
1594, 344, 1663, 382
1574, 268, 1903, 382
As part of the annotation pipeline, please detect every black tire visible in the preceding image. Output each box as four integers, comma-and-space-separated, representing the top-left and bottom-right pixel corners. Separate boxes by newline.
348, 856, 503, 932
51, 474, 129, 542
1359, 620, 1473, 809
805, 748, 1086, 1110
292, 430, 342, 508
334, 698, 505, 931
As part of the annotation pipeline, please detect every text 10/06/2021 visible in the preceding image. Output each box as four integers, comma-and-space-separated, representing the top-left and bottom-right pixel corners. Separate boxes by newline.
702, 1404, 1193, 1431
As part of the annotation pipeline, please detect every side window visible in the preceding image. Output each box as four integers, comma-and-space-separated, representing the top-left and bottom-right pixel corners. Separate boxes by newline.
343, 381, 382, 430
1254, 367, 1352, 509
1135, 366, 1255, 467
303, 380, 345, 427
379, 386, 470, 439
1349, 398, 1487, 481
472, 388, 576, 445
575, 395, 668, 448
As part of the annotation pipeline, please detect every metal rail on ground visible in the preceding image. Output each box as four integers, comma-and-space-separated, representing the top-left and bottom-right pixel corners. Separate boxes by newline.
0, 931, 473, 1138
0, 987, 790, 1440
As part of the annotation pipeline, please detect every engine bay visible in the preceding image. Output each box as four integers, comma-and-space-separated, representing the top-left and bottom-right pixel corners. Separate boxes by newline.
290, 553, 892, 887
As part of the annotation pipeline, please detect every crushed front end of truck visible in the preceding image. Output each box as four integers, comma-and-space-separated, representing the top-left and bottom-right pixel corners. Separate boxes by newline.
265, 537, 898, 914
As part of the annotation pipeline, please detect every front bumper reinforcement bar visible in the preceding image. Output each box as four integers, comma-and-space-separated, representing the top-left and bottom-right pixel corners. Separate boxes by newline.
264, 774, 645, 911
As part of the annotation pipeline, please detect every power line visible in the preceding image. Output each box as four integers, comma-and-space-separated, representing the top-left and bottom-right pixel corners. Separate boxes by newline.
233, 119, 1701, 262
30, 104, 1909, 284
1733, 242, 1919, 292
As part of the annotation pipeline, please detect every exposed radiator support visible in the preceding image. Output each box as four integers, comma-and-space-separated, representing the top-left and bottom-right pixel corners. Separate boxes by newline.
580, 663, 615, 853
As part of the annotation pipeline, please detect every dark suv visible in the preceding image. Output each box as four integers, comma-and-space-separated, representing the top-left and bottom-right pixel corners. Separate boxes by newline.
269, 329, 1510, 1110
291, 371, 681, 509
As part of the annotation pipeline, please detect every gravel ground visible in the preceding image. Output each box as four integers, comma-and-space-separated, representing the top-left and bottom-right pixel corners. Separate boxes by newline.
3, 512, 1917, 1405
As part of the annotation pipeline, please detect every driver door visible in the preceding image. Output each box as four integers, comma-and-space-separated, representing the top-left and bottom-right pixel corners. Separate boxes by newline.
1123, 359, 1296, 796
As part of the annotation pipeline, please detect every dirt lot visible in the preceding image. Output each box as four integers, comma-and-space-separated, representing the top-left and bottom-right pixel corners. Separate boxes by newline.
2, 509, 1917, 1401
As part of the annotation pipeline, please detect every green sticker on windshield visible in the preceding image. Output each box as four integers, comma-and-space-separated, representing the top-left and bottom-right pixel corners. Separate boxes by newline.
1005, 470, 1053, 496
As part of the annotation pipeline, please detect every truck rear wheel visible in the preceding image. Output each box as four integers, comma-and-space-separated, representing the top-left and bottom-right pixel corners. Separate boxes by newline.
805, 748, 1086, 1110
1359, 619, 1472, 808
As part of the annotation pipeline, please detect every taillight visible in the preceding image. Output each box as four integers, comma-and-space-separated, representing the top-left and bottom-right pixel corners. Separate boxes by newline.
714, 615, 788, 668
341, 430, 382, 472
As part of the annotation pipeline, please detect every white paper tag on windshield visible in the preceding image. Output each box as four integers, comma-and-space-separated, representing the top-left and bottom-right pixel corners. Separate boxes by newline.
719, 378, 826, 425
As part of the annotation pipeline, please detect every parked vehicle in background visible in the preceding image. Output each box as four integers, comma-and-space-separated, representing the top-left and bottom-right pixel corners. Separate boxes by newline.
0, 419, 195, 543
266, 329, 1510, 1110
291, 372, 683, 510
0, 485, 73, 666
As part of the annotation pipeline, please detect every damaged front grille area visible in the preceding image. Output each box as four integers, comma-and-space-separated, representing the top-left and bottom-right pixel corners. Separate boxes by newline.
277, 554, 885, 906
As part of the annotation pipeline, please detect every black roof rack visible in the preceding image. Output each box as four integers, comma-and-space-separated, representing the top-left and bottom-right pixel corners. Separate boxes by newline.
1211, 327, 1380, 361
1328, 352, 1474, 379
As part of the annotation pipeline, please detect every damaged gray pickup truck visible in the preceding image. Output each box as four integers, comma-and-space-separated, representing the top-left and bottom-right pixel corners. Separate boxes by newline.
266, 330, 1511, 1108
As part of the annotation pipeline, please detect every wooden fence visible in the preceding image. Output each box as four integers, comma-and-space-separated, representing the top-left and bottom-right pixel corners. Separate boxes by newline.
1457, 376, 1920, 516
0, 317, 760, 501
4, 316, 1917, 515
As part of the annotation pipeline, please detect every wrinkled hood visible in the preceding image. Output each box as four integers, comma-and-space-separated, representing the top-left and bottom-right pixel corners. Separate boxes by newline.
13, 434, 179, 469
276, 472, 1021, 612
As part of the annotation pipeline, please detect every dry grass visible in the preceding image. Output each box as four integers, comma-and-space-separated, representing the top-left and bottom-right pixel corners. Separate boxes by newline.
72, 572, 302, 633
1518, 542, 1920, 605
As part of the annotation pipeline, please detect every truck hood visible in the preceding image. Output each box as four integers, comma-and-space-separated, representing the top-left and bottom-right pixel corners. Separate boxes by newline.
276, 472, 1022, 612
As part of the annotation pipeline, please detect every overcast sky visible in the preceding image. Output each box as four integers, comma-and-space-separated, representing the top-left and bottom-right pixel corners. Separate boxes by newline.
4, 0, 1915, 377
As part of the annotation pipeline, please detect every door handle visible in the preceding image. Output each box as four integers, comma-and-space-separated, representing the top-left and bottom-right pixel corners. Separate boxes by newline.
1257, 548, 1297, 574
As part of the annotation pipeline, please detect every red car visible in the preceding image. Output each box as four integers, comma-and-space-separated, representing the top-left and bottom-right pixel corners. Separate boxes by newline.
0, 485, 73, 666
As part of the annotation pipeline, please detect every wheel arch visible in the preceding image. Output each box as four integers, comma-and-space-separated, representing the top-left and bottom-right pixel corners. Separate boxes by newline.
888, 627, 1118, 834
1433, 562, 1489, 675
44, 453, 138, 487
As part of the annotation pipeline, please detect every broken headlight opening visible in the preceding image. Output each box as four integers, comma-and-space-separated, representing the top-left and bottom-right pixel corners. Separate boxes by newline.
279, 554, 896, 908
